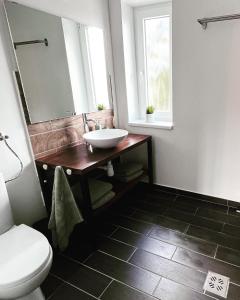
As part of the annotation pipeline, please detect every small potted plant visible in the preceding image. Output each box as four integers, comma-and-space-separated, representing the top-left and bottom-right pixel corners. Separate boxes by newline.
97, 104, 105, 111
146, 105, 155, 122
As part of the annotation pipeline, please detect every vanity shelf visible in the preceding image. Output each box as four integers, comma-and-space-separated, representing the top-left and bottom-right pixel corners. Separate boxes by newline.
36, 134, 152, 176
36, 133, 152, 235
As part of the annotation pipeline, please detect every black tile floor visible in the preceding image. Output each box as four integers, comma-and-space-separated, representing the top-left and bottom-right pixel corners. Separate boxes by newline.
41, 185, 240, 300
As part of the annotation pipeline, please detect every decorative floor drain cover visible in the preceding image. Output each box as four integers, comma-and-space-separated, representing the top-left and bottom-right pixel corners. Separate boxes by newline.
203, 271, 230, 298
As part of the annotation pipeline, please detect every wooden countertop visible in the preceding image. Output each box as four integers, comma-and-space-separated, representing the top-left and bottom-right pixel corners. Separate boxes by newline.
36, 133, 151, 175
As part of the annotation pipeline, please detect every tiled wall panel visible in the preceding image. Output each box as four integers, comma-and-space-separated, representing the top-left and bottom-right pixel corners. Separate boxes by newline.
28, 110, 114, 158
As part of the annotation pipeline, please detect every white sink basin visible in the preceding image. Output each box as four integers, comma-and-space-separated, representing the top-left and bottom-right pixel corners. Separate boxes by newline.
83, 129, 128, 149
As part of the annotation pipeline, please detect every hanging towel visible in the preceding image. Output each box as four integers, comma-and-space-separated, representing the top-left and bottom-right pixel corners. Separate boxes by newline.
48, 166, 83, 251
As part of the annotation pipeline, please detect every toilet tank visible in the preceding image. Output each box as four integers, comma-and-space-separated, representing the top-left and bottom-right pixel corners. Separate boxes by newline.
0, 173, 14, 234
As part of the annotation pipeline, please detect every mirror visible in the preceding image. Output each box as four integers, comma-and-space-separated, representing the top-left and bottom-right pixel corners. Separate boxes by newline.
5, 1, 111, 124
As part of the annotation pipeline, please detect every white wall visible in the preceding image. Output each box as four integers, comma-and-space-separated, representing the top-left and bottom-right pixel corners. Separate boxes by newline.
110, 0, 240, 202
0, 0, 46, 225
0, 0, 116, 225
6, 2, 75, 123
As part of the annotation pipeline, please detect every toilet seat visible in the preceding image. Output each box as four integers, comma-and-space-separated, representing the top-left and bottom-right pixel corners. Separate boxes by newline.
0, 224, 51, 289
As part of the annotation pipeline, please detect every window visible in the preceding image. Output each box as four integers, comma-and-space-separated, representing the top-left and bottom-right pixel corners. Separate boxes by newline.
134, 3, 172, 123
79, 25, 110, 111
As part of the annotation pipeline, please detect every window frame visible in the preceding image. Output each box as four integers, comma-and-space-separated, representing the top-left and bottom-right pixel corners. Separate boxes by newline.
134, 2, 172, 122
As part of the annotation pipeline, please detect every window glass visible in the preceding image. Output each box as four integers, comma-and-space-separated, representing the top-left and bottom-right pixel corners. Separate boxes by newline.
134, 3, 172, 122
144, 16, 170, 112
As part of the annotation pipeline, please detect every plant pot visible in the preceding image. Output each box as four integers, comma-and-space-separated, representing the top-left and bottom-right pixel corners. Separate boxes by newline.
146, 113, 155, 122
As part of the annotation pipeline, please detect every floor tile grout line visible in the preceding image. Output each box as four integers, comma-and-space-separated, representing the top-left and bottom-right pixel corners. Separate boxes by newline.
117, 204, 235, 236
86, 248, 209, 278
109, 222, 153, 236
160, 206, 230, 229
105, 215, 240, 266
108, 226, 120, 237
194, 207, 199, 216
82, 259, 219, 300
98, 279, 113, 299
102, 221, 235, 263
82, 252, 95, 264
109, 229, 240, 270
147, 191, 228, 210
220, 222, 225, 232
79, 263, 162, 300
152, 277, 162, 296
186, 222, 240, 238
96, 239, 207, 275
113, 212, 189, 235
127, 247, 138, 262
170, 246, 178, 260
124, 209, 240, 251
133, 199, 227, 215
183, 223, 240, 250
171, 193, 228, 209
214, 256, 240, 269
51, 251, 221, 299
46, 280, 65, 300
230, 281, 240, 288
133, 206, 175, 223
133, 195, 235, 220
96, 249, 170, 275
114, 211, 160, 227
98, 232, 138, 249
122, 224, 183, 251
54, 244, 231, 298
179, 226, 240, 254
144, 186, 236, 211
113, 222, 218, 256
49, 273, 99, 300
213, 245, 219, 259
183, 223, 191, 234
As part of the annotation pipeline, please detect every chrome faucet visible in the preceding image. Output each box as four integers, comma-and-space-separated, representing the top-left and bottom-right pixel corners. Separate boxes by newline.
82, 113, 97, 133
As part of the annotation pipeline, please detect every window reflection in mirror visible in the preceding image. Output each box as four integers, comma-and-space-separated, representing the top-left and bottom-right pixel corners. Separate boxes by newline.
84, 26, 110, 111
5, 1, 110, 124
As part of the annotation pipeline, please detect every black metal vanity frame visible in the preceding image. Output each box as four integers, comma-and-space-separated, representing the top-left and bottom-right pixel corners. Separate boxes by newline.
36, 134, 153, 241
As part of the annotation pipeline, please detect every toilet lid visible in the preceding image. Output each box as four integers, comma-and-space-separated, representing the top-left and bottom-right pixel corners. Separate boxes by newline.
0, 224, 51, 288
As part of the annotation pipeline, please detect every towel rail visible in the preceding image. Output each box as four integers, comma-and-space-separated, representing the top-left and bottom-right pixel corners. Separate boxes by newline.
14, 38, 48, 49
42, 164, 72, 175
198, 13, 240, 29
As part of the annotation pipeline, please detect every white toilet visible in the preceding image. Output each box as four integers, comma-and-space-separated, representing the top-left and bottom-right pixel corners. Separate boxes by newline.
0, 174, 53, 300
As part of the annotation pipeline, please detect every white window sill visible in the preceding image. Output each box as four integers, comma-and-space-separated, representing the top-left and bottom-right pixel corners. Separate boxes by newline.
128, 120, 174, 130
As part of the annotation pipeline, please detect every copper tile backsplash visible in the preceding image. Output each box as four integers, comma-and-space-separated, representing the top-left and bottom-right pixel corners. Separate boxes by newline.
28, 109, 114, 159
